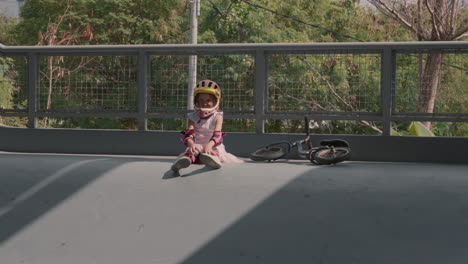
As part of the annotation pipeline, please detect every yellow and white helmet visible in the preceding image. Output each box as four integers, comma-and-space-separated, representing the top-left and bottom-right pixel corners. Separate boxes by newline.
194, 80, 221, 118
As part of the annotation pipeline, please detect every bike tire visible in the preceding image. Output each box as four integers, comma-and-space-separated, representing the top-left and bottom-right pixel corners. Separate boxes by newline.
308, 147, 329, 165
313, 147, 351, 165
249, 146, 287, 161
320, 139, 350, 148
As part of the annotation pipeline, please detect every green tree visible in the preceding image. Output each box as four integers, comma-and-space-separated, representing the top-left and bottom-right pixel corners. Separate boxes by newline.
368, 0, 468, 129
13, 0, 189, 45
200, 0, 360, 43
11, 0, 191, 129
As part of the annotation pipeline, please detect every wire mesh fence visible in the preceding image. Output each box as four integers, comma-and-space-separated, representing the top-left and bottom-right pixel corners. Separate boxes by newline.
0, 56, 28, 113
394, 51, 468, 114
149, 55, 188, 112
0, 56, 28, 127
149, 54, 255, 113
37, 56, 138, 112
267, 52, 382, 113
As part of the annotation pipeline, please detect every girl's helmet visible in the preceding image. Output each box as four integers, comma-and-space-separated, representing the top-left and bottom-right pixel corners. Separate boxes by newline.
194, 80, 221, 118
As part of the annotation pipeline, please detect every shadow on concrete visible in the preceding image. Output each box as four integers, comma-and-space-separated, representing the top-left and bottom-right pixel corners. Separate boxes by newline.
162, 164, 217, 179
0, 153, 171, 245
181, 166, 217, 178
179, 162, 468, 264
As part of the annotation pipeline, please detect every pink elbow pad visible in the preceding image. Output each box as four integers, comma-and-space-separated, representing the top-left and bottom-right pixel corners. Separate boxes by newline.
210, 131, 225, 146
180, 129, 195, 146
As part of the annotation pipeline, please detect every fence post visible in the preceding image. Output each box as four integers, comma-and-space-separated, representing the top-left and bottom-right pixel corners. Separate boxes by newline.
255, 49, 266, 134
381, 48, 394, 136
137, 50, 148, 131
27, 53, 38, 129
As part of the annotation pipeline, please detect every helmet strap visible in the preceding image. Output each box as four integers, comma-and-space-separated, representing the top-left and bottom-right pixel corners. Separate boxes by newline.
194, 101, 220, 118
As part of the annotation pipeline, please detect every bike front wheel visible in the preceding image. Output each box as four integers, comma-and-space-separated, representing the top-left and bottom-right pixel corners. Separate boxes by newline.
313, 147, 351, 165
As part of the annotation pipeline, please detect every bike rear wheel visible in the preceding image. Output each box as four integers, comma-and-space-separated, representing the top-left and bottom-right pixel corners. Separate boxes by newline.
250, 146, 288, 161
308, 147, 328, 164
313, 147, 351, 165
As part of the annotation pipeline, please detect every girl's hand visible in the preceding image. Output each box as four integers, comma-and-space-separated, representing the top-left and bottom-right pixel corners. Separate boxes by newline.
204, 145, 216, 156
187, 145, 197, 156
186, 139, 197, 155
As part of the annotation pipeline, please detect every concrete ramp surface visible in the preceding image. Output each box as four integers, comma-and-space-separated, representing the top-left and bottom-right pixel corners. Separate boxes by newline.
1, 152, 467, 264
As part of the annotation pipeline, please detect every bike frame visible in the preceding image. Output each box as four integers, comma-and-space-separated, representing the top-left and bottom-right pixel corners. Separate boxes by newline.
289, 116, 314, 158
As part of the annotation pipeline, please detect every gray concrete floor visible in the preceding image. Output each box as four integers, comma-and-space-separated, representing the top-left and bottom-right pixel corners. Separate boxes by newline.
0, 151, 467, 264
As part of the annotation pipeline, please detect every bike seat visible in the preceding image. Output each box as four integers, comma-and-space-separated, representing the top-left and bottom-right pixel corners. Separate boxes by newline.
320, 139, 350, 148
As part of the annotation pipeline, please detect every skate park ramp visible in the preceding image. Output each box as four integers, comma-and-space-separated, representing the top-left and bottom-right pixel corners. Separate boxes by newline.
1, 151, 467, 264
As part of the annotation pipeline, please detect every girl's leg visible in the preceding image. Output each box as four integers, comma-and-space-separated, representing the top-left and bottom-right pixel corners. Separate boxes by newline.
183, 150, 197, 163
171, 155, 191, 172
171, 147, 200, 172
199, 148, 222, 169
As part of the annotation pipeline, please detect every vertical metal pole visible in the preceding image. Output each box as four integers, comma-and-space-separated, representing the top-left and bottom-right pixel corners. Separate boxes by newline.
187, 0, 199, 110
27, 53, 38, 129
381, 48, 394, 136
137, 51, 148, 131
255, 49, 266, 134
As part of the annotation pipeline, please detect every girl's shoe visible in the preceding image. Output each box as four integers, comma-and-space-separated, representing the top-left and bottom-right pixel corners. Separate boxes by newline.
171, 156, 191, 172
199, 153, 222, 169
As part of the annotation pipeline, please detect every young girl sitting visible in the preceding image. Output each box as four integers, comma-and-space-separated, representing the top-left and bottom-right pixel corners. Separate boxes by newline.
171, 80, 243, 173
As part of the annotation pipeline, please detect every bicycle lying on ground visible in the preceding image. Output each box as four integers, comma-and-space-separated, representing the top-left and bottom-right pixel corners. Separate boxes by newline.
249, 117, 351, 165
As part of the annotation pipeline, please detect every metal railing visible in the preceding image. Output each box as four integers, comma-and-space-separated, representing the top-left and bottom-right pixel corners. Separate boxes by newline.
1, 41, 467, 135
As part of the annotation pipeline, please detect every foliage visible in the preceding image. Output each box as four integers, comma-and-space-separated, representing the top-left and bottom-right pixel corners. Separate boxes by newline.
408, 121, 435, 136
0, 12, 18, 44
39, 117, 138, 129
0, 56, 28, 127
367, 0, 468, 41
392, 121, 435, 136
0, 57, 15, 109
201, 0, 357, 43
13, 0, 188, 45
